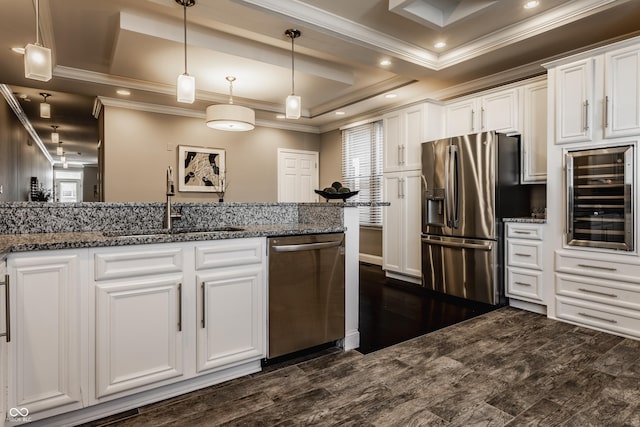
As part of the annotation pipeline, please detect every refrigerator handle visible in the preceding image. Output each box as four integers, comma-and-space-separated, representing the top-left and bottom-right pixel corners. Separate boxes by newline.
446, 145, 460, 228
445, 146, 452, 227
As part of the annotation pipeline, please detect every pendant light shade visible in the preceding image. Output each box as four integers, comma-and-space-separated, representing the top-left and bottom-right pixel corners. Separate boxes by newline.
25, 0, 52, 81
285, 29, 301, 119
206, 76, 255, 131
176, 0, 195, 104
56, 144, 63, 156
40, 93, 51, 118
51, 125, 59, 144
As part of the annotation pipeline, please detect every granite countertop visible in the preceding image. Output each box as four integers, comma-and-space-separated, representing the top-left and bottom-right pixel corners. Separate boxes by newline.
0, 223, 344, 259
503, 217, 547, 224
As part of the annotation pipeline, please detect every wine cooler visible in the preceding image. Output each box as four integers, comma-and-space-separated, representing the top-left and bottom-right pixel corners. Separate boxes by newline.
566, 145, 634, 251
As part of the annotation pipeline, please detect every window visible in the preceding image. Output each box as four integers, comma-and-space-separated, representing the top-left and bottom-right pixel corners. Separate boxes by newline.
342, 120, 383, 225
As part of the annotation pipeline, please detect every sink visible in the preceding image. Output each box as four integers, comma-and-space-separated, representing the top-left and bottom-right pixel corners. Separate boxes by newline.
103, 226, 244, 238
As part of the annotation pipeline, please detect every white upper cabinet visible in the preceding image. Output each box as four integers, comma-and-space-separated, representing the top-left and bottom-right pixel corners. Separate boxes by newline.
522, 80, 548, 183
605, 45, 640, 138
383, 104, 424, 172
445, 88, 520, 137
554, 58, 596, 143
481, 88, 520, 134
550, 39, 640, 144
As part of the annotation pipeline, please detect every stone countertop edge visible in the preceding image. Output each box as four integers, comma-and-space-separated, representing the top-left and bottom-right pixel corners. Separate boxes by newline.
0, 223, 344, 260
503, 217, 547, 224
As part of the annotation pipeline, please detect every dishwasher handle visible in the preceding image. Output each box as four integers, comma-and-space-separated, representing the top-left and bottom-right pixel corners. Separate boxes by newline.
271, 239, 343, 253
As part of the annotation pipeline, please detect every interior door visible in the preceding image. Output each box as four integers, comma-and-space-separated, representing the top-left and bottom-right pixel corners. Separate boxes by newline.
277, 149, 319, 202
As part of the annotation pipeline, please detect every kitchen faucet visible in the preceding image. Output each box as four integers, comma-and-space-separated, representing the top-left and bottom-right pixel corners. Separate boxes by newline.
164, 166, 182, 229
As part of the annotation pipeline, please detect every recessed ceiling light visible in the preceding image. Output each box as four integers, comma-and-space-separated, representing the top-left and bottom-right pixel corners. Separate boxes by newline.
385, 93, 398, 99
276, 114, 286, 119
524, 1, 539, 9
434, 41, 446, 49
335, 111, 346, 115
116, 89, 131, 96
11, 47, 25, 54
379, 59, 392, 66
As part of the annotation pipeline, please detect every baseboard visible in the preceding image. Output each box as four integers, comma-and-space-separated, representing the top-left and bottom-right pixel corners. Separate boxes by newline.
385, 271, 422, 285
508, 298, 547, 315
342, 330, 360, 351
359, 253, 382, 266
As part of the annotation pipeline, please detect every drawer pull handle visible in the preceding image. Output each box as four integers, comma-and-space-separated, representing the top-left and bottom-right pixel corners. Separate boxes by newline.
577, 264, 616, 272
577, 288, 617, 298
201, 282, 206, 328
177, 283, 182, 332
514, 281, 532, 287
513, 231, 531, 235
578, 312, 617, 324
0, 275, 9, 342
515, 253, 532, 257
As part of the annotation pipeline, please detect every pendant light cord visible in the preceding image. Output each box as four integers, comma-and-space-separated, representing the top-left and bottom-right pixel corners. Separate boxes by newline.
35, 0, 41, 45
183, 3, 188, 74
290, 35, 295, 96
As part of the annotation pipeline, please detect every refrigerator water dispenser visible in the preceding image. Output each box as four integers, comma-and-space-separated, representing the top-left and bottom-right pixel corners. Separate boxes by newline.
424, 188, 445, 226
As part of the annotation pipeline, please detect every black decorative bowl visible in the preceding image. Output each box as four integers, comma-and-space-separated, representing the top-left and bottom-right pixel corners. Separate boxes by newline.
314, 189, 359, 201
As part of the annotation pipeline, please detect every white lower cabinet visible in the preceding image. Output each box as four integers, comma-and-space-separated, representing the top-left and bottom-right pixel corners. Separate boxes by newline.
195, 239, 265, 373
504, 223, 545, 310
555, 250, 640, 339
383, 170, 422, 282
7, 250, 86, 420
3, 238, 267, 424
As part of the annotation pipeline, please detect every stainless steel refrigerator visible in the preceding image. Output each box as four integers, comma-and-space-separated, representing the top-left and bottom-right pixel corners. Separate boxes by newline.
421, 132, 531, 305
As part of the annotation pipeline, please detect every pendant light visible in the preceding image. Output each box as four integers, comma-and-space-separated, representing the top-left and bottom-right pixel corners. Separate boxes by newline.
285, 29, 301, 119
25, 0, 52, 81
51, 125, 59, 144
40, 93, 51, 118
206, 76, 255, 131
176, 0, 195, 103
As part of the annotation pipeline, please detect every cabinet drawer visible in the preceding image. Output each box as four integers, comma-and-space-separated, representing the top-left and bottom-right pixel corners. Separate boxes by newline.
556, 296, 640, 339
507, 240, 542, 270
195, 238, 264, 270
507, 267, 542, 301
506, 223, 543, 240
556, 273, 640, 311
94, 246, 184, 281
556, 251, 640, 283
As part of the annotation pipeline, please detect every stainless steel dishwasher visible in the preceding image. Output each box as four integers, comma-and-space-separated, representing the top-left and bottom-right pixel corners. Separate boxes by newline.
267, 233, 345, 359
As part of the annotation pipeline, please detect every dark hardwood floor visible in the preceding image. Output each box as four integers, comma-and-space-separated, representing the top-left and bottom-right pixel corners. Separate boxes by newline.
357, 262, 495, 354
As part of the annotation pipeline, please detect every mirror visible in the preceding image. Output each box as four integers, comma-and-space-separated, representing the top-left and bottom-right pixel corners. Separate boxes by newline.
0, 84, 100, 202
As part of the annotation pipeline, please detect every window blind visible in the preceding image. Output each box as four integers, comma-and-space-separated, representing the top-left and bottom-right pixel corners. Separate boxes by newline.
341, 120, 383, 225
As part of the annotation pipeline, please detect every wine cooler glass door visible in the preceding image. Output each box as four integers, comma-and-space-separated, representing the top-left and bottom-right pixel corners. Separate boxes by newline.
566, 145, 634, 251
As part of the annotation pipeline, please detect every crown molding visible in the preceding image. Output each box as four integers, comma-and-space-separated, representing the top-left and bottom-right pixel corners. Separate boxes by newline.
235, 0, 629, 71
97, 97, 321, 134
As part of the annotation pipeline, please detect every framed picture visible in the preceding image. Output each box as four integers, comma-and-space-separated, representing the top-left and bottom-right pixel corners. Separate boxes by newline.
178, 145, 225, 192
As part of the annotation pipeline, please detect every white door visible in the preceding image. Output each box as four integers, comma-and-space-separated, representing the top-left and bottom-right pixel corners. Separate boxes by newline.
277, 149, 319, 202
555, 58, 594, 143
605, 45, 640, 139
481, 88, 520, 133
57, 180, 80, 203
445, 99, 477, 137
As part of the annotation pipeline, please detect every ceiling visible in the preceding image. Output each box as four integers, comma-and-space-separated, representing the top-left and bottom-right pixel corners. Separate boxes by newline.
1, 0, 640, 166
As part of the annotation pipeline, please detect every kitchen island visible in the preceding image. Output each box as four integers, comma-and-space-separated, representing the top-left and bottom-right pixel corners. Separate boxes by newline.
0, 201, 374, 426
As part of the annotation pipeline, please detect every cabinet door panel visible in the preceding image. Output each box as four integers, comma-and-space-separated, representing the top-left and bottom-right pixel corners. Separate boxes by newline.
555, 59, 594, 143
8, 253, 83, 415
197, 266, 264, 373
383, 112, 402, 172
382, 174, 403, 273
605, 47, 640, 138
404, 105, 424, 170
94, 276, 183, 398
522, 82, 547, 182
446, 99, 476, 137
402, 172, 422, 277
481, 89, 519, 133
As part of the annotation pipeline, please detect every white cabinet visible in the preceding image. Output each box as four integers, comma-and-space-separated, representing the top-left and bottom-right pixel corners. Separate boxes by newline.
383, 104, 425, 172
383, 170, 422, 282
555, 251, 640, 339
604, 45, 640, 138
91, 245, 185, 401
445, 88, 520, 137
522, 80, 548, 182
195, 239, 265, 374
91, 245, 184, 399
505, 223, 545, 309
551, 41, 640, 144
7, 250, 85, 418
